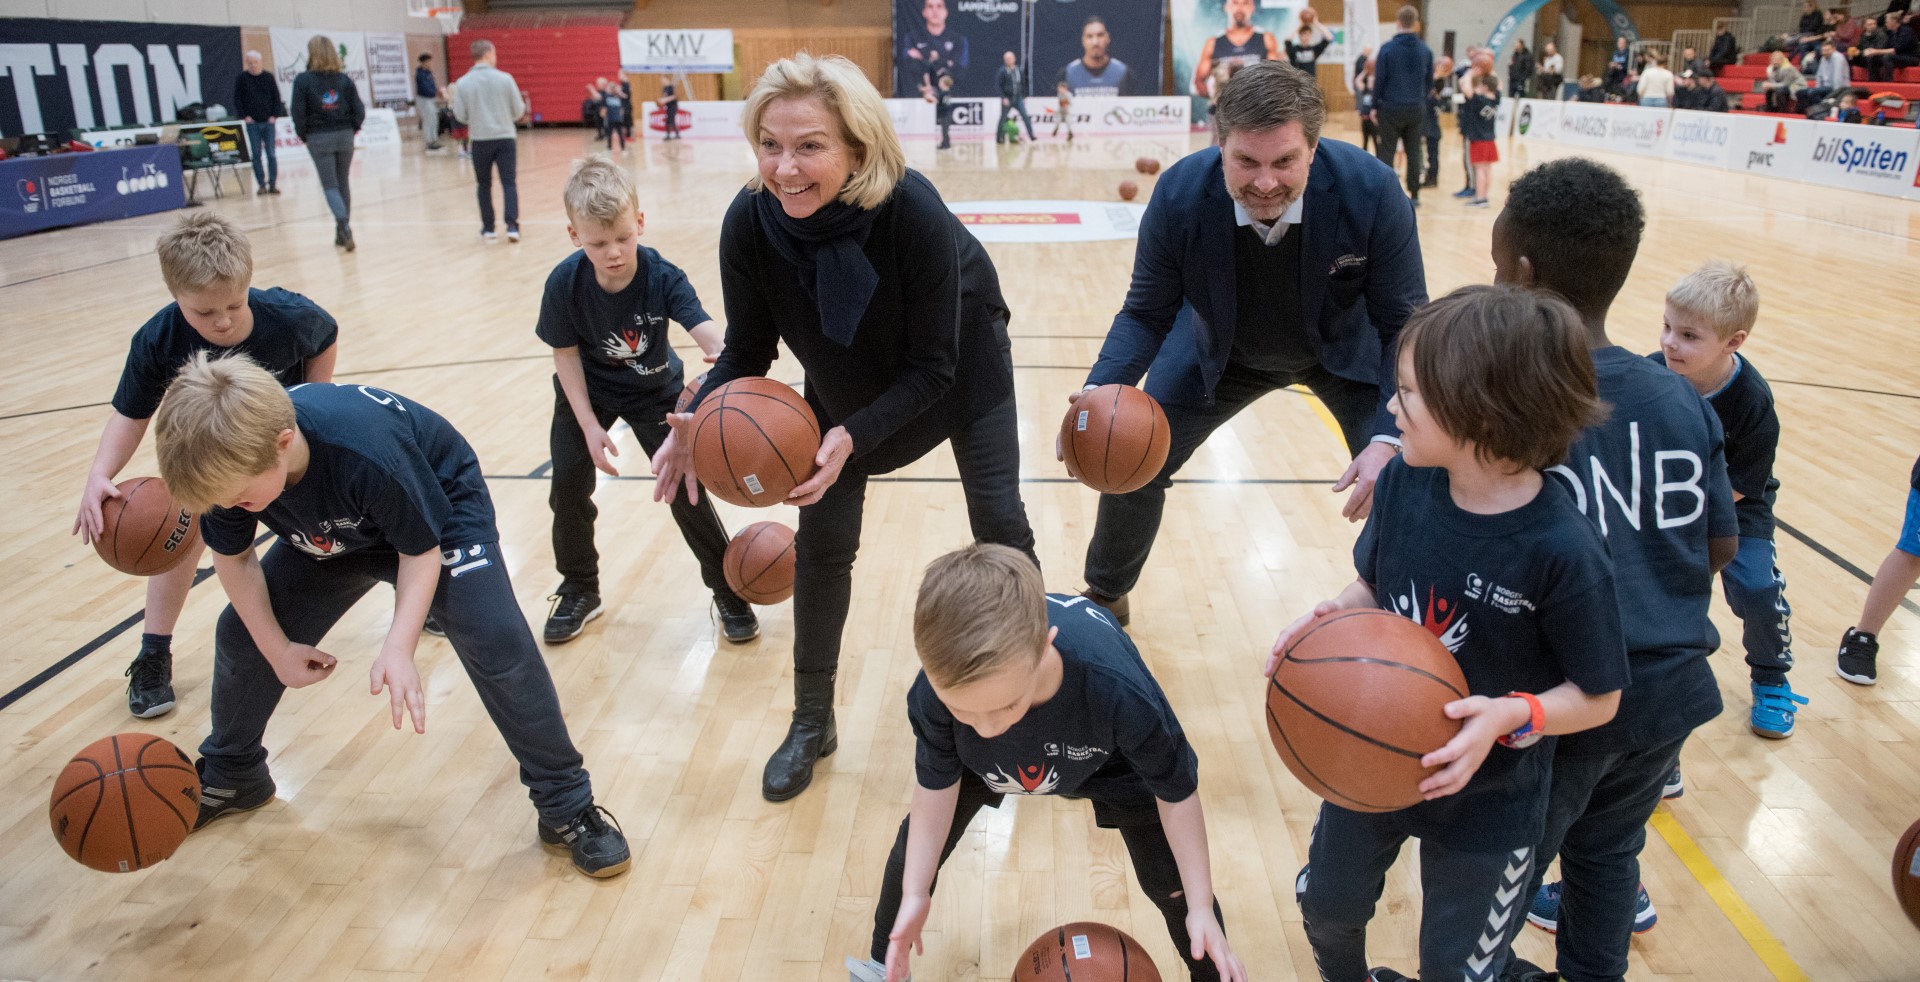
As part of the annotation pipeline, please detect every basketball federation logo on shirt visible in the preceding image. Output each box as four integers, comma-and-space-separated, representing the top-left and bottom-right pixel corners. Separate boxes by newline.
287, 530, 346, 557
602, 325, 650, 364
982, 763, 1060, 795
1383, 581, 1470, 653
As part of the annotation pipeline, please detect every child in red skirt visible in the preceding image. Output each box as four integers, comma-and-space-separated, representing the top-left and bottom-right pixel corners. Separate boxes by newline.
1463, 74, 1501, 208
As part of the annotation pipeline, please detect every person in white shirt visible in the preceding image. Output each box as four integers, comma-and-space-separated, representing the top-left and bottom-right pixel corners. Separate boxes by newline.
1635, 52, 1675, 107
451, 39, 527, 244
1538, 42, 1565, 99
1798, 40, 1851, 112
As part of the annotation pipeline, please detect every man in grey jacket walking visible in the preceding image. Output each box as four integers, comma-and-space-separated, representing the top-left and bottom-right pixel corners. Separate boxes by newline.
452, 39, 527, 243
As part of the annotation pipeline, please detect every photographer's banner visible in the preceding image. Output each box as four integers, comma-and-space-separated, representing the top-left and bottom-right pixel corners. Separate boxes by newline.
1173, 0, 1310, 120
0, 18, 242, 136
894, 0, 1021, 98
1034, 0, 1163, 101
270, 28, 371, 112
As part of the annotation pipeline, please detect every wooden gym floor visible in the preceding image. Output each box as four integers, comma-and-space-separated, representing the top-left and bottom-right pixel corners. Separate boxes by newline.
0, 119, 1916, 981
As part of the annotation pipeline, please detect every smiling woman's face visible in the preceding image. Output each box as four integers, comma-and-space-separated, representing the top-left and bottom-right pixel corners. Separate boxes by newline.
756, 96, 859, 220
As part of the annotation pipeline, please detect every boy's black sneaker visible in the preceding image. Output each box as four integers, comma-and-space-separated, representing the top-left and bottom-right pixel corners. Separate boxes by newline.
1080, 589, 1130, 626
1367, 969, 1414, 982
125, 647, 176, 719
544, 592, 604, 644
422, 615, 447, 638
538, 803, 631, 878
193, 759, 276, 829
1836, 626, 1878, 685
715, 592, 760, 643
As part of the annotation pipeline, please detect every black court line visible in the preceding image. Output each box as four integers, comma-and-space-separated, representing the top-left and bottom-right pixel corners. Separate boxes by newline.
1777, 518, 1920, 618
1765, 378, 1920, 401
0, 400, 112, 422
0, 565, 216, 713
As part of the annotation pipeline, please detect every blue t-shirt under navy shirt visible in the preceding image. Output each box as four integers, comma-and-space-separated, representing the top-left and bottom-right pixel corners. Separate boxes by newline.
535, 248, 709, 410
1551, 346, 1737, 756
908, 593, 1199, 827
112, 287, 337, 419
1354, 459, 1628, 851
202, 383, 495, 560
1648, 351, 1780, 539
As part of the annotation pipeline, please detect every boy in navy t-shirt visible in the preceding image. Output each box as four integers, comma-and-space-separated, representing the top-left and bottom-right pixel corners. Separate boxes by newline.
849, 544, 1245, 982
1653, 260, 1809, 739
151, 353, 630, 879
1493, 158, 1739, 979
73, 212, 338, 720
1279, 286, 1627, 982
1835, 454, 1920, 685
537, 155, 755, 645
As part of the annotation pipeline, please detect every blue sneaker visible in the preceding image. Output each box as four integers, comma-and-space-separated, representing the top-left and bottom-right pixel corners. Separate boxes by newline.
1527, 881, 1657, 934
1453, 186, 1477, 198
1750, 681, 1808, 739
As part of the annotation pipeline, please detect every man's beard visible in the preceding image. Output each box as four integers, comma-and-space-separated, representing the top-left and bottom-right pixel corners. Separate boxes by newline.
1227, 181, 1300, 221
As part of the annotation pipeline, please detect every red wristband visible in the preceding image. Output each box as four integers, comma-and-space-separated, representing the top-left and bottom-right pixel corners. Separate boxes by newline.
1497, 691, 1545, 748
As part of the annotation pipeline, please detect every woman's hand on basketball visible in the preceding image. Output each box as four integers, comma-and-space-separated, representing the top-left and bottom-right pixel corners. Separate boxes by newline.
788, 426, 853, 507
1186, 907, 1248, 982
1266, 600, 1343, 676
73, 472, 122, 544
883, 892, 932, 982
1417, 695, 1524, 799
585, 425, 621, 477
370, 650, 427, 734
650, 413, 700, 505
273, 643, 337, 688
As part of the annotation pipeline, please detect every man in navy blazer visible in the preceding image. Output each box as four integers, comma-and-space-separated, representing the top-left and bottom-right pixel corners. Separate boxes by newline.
1067, 61, 1426, 625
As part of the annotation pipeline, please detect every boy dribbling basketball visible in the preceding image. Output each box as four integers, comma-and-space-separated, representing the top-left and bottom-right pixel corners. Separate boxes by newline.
152, 353, 631, 877
73, 212, 338, 719
1277, 285, 1628, 982
849, 544, 1245, 982
537, 155, 757, 645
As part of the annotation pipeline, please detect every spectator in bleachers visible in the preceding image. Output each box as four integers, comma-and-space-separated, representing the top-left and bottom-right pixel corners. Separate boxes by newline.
1710, 24, 1741, 71
1835, 15, 1865, 56
1796, 11, 1848, 63
1606, 36, 1631, 93
1636, 52, 1675, 107
1862, 11, 1920, 81
1693, 71, 1731, 112
1538, 41, 1565, 98
1792, 0, 1826, 46
1827, 90, 1863, 122
1678, 46, 1710, 79
1674, 71, 1700, 110
1799, 40, 1852, 111
1509, 39, 1535, 97
1762, 50, 1807, 111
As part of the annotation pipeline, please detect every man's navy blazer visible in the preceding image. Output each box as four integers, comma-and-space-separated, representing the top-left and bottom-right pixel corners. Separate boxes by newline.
1086, 138, 1426, 436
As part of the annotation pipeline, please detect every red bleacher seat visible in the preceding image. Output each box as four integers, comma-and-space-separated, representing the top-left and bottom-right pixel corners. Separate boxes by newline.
1900, 67, 1920, 83
1853, 67, 1868, 82
1742, 53, 1771, 66
1721, 65, 1769, 81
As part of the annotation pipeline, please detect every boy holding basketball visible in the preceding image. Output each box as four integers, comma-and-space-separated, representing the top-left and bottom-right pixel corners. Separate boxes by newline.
850, 543, 1246, 982
152, 353, 631, 878
1493, 158, 1739, 980
73, 211, 338, 720
537, 155, 756, 645
1278, 285, 1628, 982
1652, 261, 1809, 738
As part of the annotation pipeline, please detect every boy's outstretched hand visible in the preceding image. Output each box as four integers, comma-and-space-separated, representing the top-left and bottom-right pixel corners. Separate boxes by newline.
1186, 907, 1248, 982
370, 651, 427, 734
883, 894, 931, 982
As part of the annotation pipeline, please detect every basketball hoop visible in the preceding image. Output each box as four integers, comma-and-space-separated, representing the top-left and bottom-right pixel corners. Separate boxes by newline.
408, 0, 464, 34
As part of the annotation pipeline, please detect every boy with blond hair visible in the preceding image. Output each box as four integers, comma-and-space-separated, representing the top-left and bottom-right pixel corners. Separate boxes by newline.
73, 211, 338, 719
848, 543, 1245, 982
153, 352, 631, 877
536, 154, 755, 644
1652, 260, 1808, 739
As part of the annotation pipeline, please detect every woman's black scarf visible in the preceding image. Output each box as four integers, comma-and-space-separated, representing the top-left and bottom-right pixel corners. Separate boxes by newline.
753, 187, 881, 347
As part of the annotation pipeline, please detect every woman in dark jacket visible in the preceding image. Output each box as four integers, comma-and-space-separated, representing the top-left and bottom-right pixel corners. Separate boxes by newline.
290, 34, 365, 250
653, 54, 1035, 802
1508, 39, 1534, 97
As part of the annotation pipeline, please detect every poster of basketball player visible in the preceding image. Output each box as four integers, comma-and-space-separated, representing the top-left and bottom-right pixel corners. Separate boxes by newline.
1031, 0, 1163, 100
1172, 0, 1309, 120
893, 0, 1020, 98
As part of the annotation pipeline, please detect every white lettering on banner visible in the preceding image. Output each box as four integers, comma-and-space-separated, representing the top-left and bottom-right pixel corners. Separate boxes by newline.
1665, 110, 1733, 168
2, 40, 209, 136
0, 44, 58, 133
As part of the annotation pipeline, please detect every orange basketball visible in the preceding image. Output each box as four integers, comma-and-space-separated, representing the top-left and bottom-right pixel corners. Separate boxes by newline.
1895, 816, 1920, 930
1012, 922, 1161, 982
1118, 180, 1139, 201
1133, 156, 1160, 175
689, 377, 821, 507
49, 733, 200, 873
724, 521, 796, 605
93, 477, 200, 576
1266, 609, 1469, 813
1473, 53, 1496, 74
675, 371, 709, 415
1060, 384, 1171, 494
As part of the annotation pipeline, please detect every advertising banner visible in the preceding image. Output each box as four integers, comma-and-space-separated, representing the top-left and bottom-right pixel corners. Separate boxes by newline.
638, 99, 745, 140
1033, 0, 1164, 99
639, 96, 1189, 141
1724, 113, 1814, 182
1511, 97, 1561, 140
894, 0, 1021, 98
270, 28, 371, 111
618, 30, 734, 73
272, 107, 400, 157
1550, 100, 1668, 157
0, 18, 242, 136
1171, 0, 1303, 120
947, 199, 1147, 242
0, 144, 183, 238
364, 33, 412, 106
1663, 109, 1735, 169
1799, 124, 1920, 198
1343, 0, 1381, 90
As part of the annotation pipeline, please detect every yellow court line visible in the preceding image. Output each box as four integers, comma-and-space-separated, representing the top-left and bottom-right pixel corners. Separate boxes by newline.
1649, 806, 1810, 981
1290, 387, 1811, 980
1291, 385, 1345, 440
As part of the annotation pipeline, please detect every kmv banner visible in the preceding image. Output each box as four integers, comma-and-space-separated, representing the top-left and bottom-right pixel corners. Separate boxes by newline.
270, 28, 370, 112
1033, 0, 1164, 100
618, 30, 734, 73
0, 18, 242, 136
894, 0, 1021, 98
1172, 0, 1304, 120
